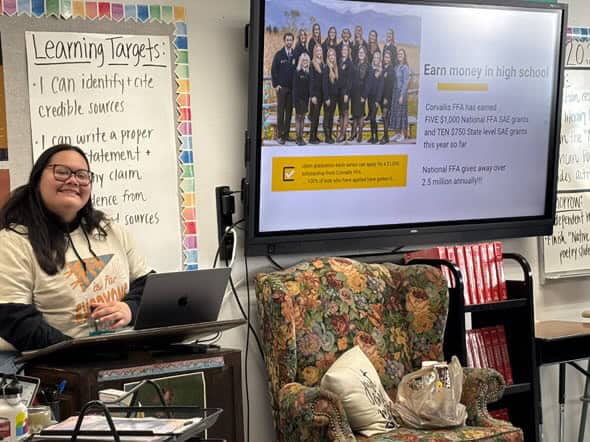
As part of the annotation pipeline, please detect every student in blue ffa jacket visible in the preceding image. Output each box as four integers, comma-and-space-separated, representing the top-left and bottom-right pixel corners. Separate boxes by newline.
380, 50, 396, 144
350, 45, 370, 142
309, 44, 324, 144
293, 29, 310, 66
293, 53, 311, 146
322, 26, 338, 63
322, 48, 339, 144
271, 32, 296, 144
366, 51, 384, 144
336, 44, 353, 143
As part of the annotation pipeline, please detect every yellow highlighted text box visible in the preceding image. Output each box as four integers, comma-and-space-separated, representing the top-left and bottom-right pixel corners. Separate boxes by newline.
272, 155, 408, 191
437, 82, 488, 92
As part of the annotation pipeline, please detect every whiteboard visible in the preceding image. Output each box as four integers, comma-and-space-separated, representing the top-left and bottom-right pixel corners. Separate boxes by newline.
540, 63, 590, 279
25, 31, 182, 273
0, 10, 196, 273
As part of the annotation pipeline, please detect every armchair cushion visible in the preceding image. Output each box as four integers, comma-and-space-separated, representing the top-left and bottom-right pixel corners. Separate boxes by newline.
320, 346, 398, 436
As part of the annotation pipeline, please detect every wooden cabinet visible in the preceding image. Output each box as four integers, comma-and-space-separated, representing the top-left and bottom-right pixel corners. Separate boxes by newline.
25, 348, 244, 442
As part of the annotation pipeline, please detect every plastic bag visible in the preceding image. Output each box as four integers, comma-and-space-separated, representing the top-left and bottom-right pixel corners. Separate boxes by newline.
392, 356, 467, 429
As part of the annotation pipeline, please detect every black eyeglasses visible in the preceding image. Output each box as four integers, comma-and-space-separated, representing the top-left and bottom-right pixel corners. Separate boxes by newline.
47, 164, 93, 186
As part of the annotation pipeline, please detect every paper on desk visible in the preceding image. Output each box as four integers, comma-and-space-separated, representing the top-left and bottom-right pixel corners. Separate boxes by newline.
44, 414, 202, 434
32, 435, 167, 441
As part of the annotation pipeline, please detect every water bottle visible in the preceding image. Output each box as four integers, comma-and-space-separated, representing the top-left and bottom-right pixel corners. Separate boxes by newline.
0, 376, 29, 441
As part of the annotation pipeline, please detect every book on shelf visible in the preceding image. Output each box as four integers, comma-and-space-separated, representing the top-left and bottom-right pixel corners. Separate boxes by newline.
463, 245, 479, 305
495, 325, 514, 384
452, 245, 472, 305
474, 328, 490, 368
470, 244, 486, 304
465, 325, 513, 385
466, 329, 483, 370
489, 408, 511, 422
493, 241, 508, 300
445, 246, 457, 287
479, 243, 492, 303
481, 327, 499, 372
486, 242, 500, 302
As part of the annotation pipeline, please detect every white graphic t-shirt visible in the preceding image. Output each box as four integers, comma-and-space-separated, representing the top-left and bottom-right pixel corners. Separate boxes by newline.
0, 222, 151, 351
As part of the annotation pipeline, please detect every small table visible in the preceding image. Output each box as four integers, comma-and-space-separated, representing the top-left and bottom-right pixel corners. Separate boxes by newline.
535, 320, 590, 442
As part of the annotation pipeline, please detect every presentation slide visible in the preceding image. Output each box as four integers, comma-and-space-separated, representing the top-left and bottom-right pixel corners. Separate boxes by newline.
258, 0, 560, 232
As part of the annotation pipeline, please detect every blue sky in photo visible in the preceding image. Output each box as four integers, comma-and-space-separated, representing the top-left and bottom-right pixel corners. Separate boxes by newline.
265, 0, 422, 46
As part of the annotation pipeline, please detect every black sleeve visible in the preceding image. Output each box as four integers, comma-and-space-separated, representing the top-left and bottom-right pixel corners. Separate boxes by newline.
123, 270, 156, 324
345, 62, 353, 96
377, 76, 384, 103
0, 303, 72, 352
363, 70, 372, 98
271, 52, 280, 88
322, 69, 329, 101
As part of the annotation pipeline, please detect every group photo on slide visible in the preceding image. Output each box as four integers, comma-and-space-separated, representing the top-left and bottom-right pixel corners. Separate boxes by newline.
261, 0, 421, 146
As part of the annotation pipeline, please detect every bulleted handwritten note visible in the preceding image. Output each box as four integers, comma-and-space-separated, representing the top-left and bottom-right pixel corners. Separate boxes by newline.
25, 31, 182, 272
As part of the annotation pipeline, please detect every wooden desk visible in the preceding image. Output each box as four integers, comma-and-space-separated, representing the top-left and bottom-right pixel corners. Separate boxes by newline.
25, 348, 244, 442
536, 320, 590, 442
536, 320, 590, 364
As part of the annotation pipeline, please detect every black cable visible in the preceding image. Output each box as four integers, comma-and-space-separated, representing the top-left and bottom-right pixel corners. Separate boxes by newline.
343, 245, 405, 260
266, 254, 284, 270
209, 215, 265, 442
219, 219, 264, 360
212, 218, 245, 268
196, 332, 221, 343
227, 274, 265, 360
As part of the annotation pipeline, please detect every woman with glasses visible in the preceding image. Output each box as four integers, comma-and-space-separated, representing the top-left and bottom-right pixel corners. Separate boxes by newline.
0, 144, 153, 373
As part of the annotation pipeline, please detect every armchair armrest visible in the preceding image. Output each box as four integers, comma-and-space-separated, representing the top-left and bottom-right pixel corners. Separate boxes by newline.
278, 382, 356, 442
461, 367, 510, 427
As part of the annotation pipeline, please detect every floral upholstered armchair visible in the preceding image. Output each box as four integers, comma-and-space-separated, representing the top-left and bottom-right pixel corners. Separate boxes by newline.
255, 257, 524, 442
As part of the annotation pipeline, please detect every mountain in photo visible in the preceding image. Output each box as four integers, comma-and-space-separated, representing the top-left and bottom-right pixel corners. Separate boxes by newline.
265, 0, 421, 46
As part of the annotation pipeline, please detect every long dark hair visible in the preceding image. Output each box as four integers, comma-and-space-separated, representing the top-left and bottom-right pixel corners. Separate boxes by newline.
0, 144, 108, 275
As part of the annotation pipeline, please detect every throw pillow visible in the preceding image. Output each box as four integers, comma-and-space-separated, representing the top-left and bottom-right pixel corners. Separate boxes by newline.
320, 346, 398, 436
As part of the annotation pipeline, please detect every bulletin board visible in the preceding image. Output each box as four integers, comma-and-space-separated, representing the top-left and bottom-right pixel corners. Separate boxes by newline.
540, 27, 590, 280
0, 1, 197, 272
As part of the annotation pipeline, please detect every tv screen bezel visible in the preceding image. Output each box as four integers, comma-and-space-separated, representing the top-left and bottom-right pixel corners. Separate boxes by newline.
245, 0, 568, 256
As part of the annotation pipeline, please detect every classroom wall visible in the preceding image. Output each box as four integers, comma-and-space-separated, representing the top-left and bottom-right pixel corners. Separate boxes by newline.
113, 0, 590, 440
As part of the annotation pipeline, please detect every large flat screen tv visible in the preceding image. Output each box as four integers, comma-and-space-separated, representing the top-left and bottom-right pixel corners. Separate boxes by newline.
245, 0, 567, 255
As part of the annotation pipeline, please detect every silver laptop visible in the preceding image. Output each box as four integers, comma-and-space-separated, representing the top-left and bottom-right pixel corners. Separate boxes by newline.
134, 268, 231, 330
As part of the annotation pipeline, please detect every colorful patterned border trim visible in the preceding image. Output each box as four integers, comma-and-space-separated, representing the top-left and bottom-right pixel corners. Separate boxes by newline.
98, 356, 225, 382
568, 27, 590, 41
9, 0, 197, 270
